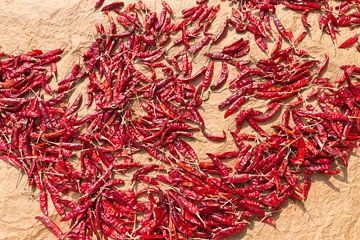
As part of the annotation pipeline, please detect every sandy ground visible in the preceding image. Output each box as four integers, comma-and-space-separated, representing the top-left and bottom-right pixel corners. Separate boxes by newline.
0, 0, 359, 239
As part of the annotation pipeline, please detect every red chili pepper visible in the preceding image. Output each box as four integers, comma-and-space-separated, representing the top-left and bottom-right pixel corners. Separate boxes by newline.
252, 103, 282, 122
190, 6, 205, 23
64, 94, 82, 116
161, 0, 173, 14
39, 191, 48, 216
219, 85, 250, 110
273, 14, 294, 42
338, 34, 359, 49
101, 2, 124, 12
207, 153, 230, 177
211, 62, 229, 91
247, 117, 267, 137
1, 2, 359, 239
222, 173, 250, 184
294, 31, 307, 46
224, 96, 247, 118
101, 223, 124, 239
212, 18, 229, 44
282, 2, 321, 11
200, 60, 214, 90
189, 36, 211, 55
223, 38, 249, 54
212, 223, 247, 240
204, 52, 232, 60
44, 180, 65, 216
316, 54, 329, 76
94, 0, 105, 8
255, 35, 268, 52
132, 164, 161, 184
35, 216, 64, 239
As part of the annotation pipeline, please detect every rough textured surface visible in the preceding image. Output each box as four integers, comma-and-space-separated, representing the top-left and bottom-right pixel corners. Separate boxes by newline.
0, 0, 359, 239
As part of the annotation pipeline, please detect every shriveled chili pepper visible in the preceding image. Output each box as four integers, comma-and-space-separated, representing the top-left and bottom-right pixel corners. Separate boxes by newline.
224, 96, 247, 118
211, 62, 228, 91
273, 14, 294, 42
204, 51, 233, 60
199, 60, 214, 90
212, 223, 247, 240
212, 18, 229, 44
35, 216, 64, 239
189, 36, 211, 54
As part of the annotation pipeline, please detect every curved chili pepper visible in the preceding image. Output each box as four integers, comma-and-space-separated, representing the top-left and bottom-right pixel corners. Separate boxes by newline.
101, 2, 124, 12
252, 103, 282, 122
35, 216, 64, 239
224, 96, 247, 118
273, 14, 294, 42
212, 223, 247, 240
211, 62, 228, 90
212, 18, 229, 44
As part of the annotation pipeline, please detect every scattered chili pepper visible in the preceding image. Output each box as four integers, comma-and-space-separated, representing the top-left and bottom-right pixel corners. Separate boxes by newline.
1, 1, 359, 239
211, 62, 229, 91
101, 2, 124, 12
338, 34, 359, 49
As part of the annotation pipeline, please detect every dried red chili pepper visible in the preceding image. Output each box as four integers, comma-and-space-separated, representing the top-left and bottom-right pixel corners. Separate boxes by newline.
211, 62, 228, 91
1, 1, 360, 239
212, 223, 247, 240
338, 34, 359, 49
101, 2, 124, 12
35, 216, 64, 239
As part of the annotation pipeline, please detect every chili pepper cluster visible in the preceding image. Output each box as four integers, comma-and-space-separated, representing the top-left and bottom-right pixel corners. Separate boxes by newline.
0, 0, 359, 239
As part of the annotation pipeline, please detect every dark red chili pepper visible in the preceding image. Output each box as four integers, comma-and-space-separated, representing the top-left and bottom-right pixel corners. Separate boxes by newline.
219, 85, 250, 110
95, 0, 105, 8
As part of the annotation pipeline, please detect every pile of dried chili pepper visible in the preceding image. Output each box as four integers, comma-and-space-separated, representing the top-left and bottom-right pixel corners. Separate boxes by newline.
0, 0, 359, 239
